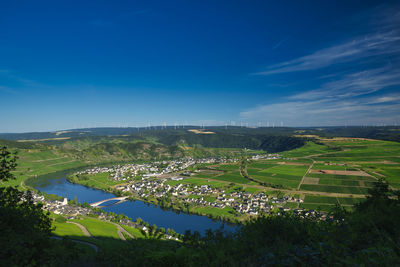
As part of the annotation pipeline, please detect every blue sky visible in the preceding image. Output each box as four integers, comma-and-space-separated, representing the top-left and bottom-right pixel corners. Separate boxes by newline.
1, 0, 399, 132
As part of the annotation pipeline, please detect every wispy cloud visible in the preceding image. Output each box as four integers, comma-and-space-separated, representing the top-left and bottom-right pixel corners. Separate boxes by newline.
0, 70, 51, 90
240, 94, 400, 126
0, 86, 18, 95
244, 6, 400, 126
255, 31, 400, 75
242, 65, 400, 126
272, 38, 288, 50
290, 67, 400, 100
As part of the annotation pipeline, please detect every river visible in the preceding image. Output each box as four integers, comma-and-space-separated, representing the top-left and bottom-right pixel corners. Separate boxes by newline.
27, 169, 237, 234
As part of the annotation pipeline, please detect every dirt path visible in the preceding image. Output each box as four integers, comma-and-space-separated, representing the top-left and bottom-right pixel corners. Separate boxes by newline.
297, 159, 314, 190
67, 221, 91, 237
110, 222, 135, 241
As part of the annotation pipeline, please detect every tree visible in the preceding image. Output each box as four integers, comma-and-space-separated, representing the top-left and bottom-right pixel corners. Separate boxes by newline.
140, 224, 165, 239
0, 146, 18, 182
0, 146, 55, 266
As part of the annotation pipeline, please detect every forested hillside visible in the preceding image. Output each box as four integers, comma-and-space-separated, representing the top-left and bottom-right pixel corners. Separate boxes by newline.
1, 126, 399, 143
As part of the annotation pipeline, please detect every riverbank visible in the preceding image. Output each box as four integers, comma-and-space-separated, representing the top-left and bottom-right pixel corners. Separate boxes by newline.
66, 172, 244, 224
29, 169, 237, 234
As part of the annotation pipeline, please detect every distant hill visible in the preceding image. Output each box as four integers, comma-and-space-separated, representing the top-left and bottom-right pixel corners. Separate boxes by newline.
1, 126, 399, 159
1, 126, 399, 142
0, 139, 48, 149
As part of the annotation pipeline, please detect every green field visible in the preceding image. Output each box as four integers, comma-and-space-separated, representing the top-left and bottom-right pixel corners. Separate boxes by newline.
312, 163, 349, 170
69, 172, 125, 190
318, 179, 360, 186
192, 206, 235, 218
302, 194, 366, 210
247, 163, 308, 189
212, 171, 252, 184
304, 195, 339, 204
260, 165, 309, 176
282, 142, 330, 157
70, 217, 120, 239
53, 221, 87, 237
6, 148, 85, 188
300, 184, 370, 194
300, 203, 335, 212
121, 225, 146, 238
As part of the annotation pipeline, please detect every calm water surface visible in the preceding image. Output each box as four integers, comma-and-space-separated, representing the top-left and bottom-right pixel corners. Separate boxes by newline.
29, 169, 236, 234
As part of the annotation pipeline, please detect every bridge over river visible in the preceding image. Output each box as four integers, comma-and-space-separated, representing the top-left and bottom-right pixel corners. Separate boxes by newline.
90, 196, 129, 207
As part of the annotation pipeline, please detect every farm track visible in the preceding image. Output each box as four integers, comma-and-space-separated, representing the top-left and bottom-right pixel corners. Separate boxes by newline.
110, 222, 135, 241
297, 159, 314, 190
67, 221, 91, 237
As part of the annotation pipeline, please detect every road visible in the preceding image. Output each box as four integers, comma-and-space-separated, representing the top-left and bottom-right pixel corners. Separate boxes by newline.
67, 221, 91, 237
110, 222, 136, 241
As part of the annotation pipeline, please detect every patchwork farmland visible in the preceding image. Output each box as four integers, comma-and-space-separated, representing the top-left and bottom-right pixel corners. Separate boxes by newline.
188, 137, 400, 211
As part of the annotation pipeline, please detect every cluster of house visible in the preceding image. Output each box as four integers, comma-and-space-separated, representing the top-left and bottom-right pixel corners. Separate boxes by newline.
75, 153, 279, 182
185, 191, 303, 216
251, 154, 279, 160
32, 194, 93, 218
115, 176, 304, 216
75, 156, 243, 181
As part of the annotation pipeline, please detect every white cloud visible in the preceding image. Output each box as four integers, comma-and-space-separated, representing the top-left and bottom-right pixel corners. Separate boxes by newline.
290, 68, 400, 100
254, 31, 400, 75
240, 95, 400, 126
244, 7, 400, 126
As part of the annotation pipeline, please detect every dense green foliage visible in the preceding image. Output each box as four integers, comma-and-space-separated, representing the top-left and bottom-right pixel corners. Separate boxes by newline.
0, 147, 82, 266
0, 146, 18, 182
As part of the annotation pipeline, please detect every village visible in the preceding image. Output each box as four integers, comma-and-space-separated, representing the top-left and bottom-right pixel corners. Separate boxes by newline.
115, 177, 305, 216
75, 156, 242, 181
71, 153, 314, 218
75, 154, 277, 181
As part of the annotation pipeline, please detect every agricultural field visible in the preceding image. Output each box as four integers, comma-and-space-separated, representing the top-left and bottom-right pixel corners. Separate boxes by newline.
7, 148, 85, 188
281, 142, 331, 158
191, 160, 310, 189
173, 137, 399, 210
300, 195, 366, 212
192, 163, 257, 185
68, 172, 126, 190
70, 217, 120, 239
247, 163, 309, 189
296, 138, 400, 196
191, 206, 236, 217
